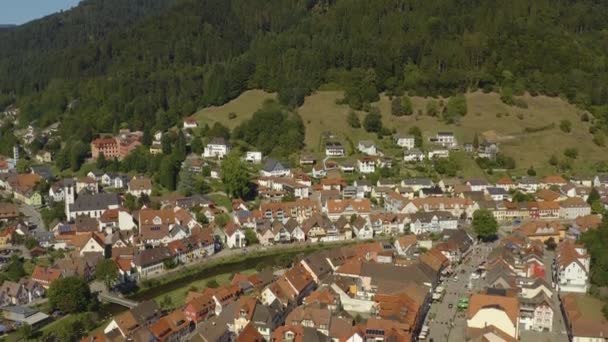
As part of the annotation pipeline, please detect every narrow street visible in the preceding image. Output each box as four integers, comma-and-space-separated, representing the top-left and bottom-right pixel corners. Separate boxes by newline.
19, 203, 45, 230
424, 241, 496, 341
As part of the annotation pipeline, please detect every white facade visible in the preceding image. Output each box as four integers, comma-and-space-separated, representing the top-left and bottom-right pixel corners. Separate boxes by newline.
80, 237, 105, 256
395, 136, 416, 149
357, 141, 378, 156
557, 261, 589, 293
560, 205, 591, 220
225, 229, 246, 249
432, 133, 457, 147
245, 151, 262, 163
118, 211, 136, 231
428, 148, 449, 159
357, 160, 375, 174
325, 143, 345, 157
467, 308, 518, 339
203, 142, 230, 159
409, 215, 458, 234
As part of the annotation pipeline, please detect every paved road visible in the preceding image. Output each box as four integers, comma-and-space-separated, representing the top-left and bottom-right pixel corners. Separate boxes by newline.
20, 203, 45, 230
425, 241, 495, 341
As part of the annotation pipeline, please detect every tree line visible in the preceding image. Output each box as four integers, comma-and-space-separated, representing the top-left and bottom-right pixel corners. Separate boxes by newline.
1, 0, 608, 146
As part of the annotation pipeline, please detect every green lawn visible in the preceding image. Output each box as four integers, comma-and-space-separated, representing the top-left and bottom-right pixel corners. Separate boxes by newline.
157, 269, 256, 307
194, 89, 277, 129
208, 193, 232, 212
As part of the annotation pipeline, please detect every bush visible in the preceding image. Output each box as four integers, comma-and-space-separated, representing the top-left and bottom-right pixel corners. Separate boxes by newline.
206, 279, 220, 288
347, 110, 361, 128
564, 148, 578, 159
559, 119, 572, 133
513, 98, 528, 108
228, 112, 237, 120
426, 100, 439, 116
594, 134, 606, 147
581, 113, 590, 122
549, 155, 558, 166
363, 108, 382, 132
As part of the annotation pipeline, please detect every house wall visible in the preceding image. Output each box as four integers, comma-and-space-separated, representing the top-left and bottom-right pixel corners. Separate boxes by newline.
467, 308, 517, 338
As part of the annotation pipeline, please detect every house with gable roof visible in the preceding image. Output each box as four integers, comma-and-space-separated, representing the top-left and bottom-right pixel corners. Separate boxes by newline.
555, 240, 590, 293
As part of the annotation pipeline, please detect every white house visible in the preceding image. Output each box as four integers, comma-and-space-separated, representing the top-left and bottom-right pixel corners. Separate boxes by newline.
325, 142, 345, 157
556, 240, 590, 293
245, 151, 262, 164
260, 159, 291, 177
519, 280, 554, 332
485, 187, 509, 201
518, 177, 539, 193
428, 147, 449, 159
357, 158, 375, 174
183, 117, 198, 129
404, 148, 425, 162
48, 183, 64, 202
559, 198, 591, 220
409, 211, 458, 234
430, 132, 457, 148
467, 294, 519, 339
127, 176, 152, 198
466, 179, 489, 192
224, 223, 246, 248
394, 134, 416, 149
101, 173, 128, 189
79, 234, 105, 256
203, 137, 231, 159
115, 210, 136, 231
357, 140, 378, 156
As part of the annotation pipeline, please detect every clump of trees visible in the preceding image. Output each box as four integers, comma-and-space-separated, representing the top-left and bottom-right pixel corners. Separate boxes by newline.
443, 94, 467, 123
472, 209, 498, 241
233, 100, 304, 157
48, 276, 97, 314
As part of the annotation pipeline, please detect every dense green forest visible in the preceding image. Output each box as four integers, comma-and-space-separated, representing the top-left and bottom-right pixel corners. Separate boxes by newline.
2, 0, 608, 144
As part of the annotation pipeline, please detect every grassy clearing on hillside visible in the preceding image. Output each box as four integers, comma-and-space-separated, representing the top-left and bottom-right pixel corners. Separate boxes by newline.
194, 89, 276, 129
194, 89, 605, 177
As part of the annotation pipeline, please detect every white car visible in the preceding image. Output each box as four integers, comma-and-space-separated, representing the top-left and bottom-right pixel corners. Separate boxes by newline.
470, 273, 480, 280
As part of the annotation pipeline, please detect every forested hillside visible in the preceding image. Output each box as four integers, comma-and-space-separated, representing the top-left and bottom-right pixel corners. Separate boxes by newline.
2, 0, 608, 143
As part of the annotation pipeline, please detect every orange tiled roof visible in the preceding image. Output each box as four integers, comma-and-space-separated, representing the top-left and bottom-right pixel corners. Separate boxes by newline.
467, 293, 519, 325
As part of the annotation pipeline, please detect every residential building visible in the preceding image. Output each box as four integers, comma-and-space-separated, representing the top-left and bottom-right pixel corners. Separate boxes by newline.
203, 137, 231, 159
245, 151, 262, 164
357, 140, 378, 156
394, 134, 416, 149
430, 132, 457, 147
404, 148, 425, 162
555, 240, 590, 293
91, 130, 143, 160
467, 293, 519, 339
559, 197, 591, 220
260, 159, 291, 177
356, 157, 375, 174
128, 176, 152, 198
409, 211, 457, 234
325, 142, 345, 157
